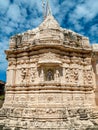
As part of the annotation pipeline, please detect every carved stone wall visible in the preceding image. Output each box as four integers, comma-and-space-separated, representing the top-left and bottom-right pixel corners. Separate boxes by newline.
92, 44, 98, 107
1, 15, 98, 129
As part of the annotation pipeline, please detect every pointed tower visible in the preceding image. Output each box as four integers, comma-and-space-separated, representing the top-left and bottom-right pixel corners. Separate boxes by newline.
0, 2, 98, 130
42, 0, 52, 19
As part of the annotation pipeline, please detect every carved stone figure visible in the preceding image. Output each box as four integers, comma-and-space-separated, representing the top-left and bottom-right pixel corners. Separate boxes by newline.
17, 36, 21, 45
21, 68, 29, 83
30, 68, 36, 82
70, 68, 78, 83
46, 69, 54, 81
84, 70, 93, 85
65, 68, 70, 82
55, 69, 60, 81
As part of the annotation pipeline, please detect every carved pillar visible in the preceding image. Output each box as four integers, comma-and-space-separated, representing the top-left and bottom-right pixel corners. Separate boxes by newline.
7, 59, 16, 85
12, 68, 16, 85
40, 67, 44, 82
92, 45, 98, 107
78, 67, 83, 86
55, 69, 59, 82
62, 67, 65, 84
6, 68, 10, 85
16, 68, 22, 85
9, 37, 16, 49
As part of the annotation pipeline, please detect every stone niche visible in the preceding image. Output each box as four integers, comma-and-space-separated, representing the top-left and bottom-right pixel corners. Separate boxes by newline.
0, 15, 98, 130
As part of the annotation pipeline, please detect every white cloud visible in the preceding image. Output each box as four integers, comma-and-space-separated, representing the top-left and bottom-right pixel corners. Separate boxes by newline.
8, 21, 18, 28
89, 24, 98, 43
5, 26, 14, 34
66, 0, 98, 33
0, 39, 9, 71
7, 4, 21, 22
84, 0, 98, 19
71, 0, 98, 21
0, 0, 10, 14
90, 25, 98, 33
0, 0, 10, 8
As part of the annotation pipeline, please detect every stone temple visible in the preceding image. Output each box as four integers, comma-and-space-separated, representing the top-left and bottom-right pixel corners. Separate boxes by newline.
0, 13, 98, 129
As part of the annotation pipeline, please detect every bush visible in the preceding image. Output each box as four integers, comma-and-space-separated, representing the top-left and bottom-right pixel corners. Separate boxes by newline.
0, 95, 5, 100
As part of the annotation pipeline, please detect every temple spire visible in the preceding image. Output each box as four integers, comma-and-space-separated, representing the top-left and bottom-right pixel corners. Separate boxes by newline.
42, 0, 52, 20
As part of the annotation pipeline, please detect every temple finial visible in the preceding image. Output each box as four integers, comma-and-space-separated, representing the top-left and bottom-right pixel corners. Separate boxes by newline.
42, 0, 52, 20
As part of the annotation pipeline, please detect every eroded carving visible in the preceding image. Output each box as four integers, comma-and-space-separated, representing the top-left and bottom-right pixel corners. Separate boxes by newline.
30, 67, 36, 82
84, 70, 93, 85
65, 68, 70, 82
70, 68, 78, 83
21, 68, 29, 83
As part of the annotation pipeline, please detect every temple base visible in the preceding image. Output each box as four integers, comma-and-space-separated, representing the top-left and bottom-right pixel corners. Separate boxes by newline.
0, 107, 98, 130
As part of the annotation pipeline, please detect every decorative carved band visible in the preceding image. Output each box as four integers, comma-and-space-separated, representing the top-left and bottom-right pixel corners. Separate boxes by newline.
6, 84, 94, 91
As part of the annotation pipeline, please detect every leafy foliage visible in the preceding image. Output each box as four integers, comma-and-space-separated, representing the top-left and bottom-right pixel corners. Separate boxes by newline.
0, 95, 5, 100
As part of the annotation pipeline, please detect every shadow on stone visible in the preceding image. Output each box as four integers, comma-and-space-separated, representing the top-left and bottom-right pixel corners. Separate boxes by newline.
86, 126, 98, 130
0, 125, 4, 130
0, 125, 20, 130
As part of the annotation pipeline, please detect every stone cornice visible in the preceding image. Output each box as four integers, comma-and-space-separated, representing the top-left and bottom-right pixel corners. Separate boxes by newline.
6, 83, 94, 91
5, 44, 92, 58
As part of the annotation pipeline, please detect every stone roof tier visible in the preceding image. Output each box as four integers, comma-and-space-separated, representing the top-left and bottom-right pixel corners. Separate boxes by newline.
9, 14, 91, 51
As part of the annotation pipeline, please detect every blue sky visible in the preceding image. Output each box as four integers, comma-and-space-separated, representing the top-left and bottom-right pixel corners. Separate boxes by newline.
0, 0, 98, 82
